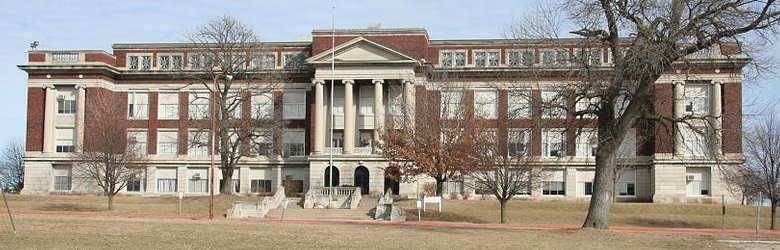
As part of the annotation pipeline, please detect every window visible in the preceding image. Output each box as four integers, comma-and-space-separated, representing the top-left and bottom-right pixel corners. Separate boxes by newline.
575, 96, 600, 118
541, 90, 566, 119
158, 92, 179, 120
474, 52, 486, 67
252, 54, 276, 69
681, 125, 710, 157
487, 52, 500, 67
127, 55, 151, 70
474, 90, 497, 119
251, 179, 273, 193
226, 93, 242, 119
507, 51, 533, 67
126, 175, 143, 192
157, 131, 178, 157
222, 54, 246, 70
542, 181, 565, 196
440, 90, 464, 119
541, 49, 568, 66
251, 131, 273, 156
219, 179, 240, 194
128, 92, 149, 119
56, 128, 75, 153
443, 181, 463, 196
575, 129, 597, 158
158, 54, 182, 70
614, 93, 630, 118
189, 174, 208, 193
542, 129, 566, 157
575, 48, 602, 65
188, 92, 210, 120
686, 168, 710, 196
615, 168, 637, 197
157, 179, 177, 193
56, 87, 77, 115
283, 91, 306, 119
508, 89, 532, 119
359, 86, 374, 115
508, 129, 530, 157
584, 182, 594, 196
359, 130, 373, 148
283, 52, 307, 69
252, 93, 274, 119
187, 131, 209, 157
282, 130, 305, 157
127, 130, 148, 155
684, 84, 710, 116
332, 130, 344, 148
440, 51, 466, 67
52, 166, 71, 191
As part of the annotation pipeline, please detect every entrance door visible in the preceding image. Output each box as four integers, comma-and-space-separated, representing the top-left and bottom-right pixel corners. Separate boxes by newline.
354, 166, 370, 195
324, 166, 340, 187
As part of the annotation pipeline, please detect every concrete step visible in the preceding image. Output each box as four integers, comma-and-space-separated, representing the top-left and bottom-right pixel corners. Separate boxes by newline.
264, 197, 378, 220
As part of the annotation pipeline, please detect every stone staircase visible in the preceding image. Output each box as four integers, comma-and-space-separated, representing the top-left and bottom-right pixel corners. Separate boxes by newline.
264, 198, 376, 221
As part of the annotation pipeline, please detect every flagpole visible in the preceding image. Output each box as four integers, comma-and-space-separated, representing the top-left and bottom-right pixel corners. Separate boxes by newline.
328, 2, 336, 204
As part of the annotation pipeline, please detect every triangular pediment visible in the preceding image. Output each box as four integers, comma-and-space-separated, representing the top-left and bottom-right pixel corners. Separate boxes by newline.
308, 37, 419, 65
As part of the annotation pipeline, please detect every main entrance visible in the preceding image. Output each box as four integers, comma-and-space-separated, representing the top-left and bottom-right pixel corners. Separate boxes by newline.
354, 166, 370, 195
324, 166, 340, 187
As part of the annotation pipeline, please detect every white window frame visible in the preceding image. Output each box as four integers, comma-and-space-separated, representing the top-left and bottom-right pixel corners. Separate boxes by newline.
508, 88, 532, 119
542, 129, 566, 158
251, 92, 275, 119
574, 48, 603, 66
575, 96, 600, 118
439, 50, 467, 67
472, 50, 501, 68
157, 130, 179, 157
282, 130, 305, 157
157, 53, 183, 70
251, 53, 277, 70
283, 90, 306, 120
506, 49, 534, 67
575, 129, 597, 158
474, 90, 497, 119
55, 128, 75, 153
541, 90, 566, 119
52, 165, 72, 191
128, 91, 149, 119
507, 129, 531, 157
681, 124, 711, 157
188, 92, 210, 120
251, 130, 274, 157
157, 92, 180, 120
440, 90, 464, 119
539, 49, 569, 67
616, 168, 637, 197
684, 84, 710, 116
359, 85, 375, 115
282, 52, 308, 70
187, 130, 209, 157
127, 130, 148, 156
542, 181, 566, 196
56, 87, 77, 115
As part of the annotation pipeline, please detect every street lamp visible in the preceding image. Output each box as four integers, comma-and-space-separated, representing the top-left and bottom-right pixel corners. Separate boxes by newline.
209, 73, 232, 220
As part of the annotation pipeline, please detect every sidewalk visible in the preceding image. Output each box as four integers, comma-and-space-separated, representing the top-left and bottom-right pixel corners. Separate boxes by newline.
11, 210, 780, 236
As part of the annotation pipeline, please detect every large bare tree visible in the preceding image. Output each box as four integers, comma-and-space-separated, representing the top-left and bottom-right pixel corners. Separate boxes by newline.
0, 139, 24, 193
182, 15, 285, 194
74, 91, 147, 210
744, 112, 780, 230
510, 0, 780, 229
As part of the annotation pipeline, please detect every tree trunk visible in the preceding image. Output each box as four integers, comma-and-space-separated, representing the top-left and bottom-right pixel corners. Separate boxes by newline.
583, 143, 618, 229
769, 200, 777, 230
220, 168, 234, 194
107, 194, 114, 211
499, 199, 507, 224
436, 179, 444, 196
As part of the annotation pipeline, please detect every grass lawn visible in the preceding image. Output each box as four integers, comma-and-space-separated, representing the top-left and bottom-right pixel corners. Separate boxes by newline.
0, 195, 778, 249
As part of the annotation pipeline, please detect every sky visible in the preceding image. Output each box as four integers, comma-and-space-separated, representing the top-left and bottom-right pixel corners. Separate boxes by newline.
0, 0, 777, 146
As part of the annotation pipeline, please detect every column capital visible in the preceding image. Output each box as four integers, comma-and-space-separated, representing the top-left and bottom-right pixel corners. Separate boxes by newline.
672, 80, 685, 86
342, 79, 354, 85
402, 79, 414, 85
76, 84, 87, 89
311, 79, 325, 86
372, 79, 384, 85
710, 80, 723, 85
43, 84, 55, 90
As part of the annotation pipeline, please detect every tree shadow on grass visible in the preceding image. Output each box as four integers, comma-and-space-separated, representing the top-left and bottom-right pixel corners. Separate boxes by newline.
622, 217, 712, 229
37, 203, 102, 212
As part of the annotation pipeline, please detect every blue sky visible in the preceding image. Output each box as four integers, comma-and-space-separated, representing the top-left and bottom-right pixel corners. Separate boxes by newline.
0, 0, 777, 146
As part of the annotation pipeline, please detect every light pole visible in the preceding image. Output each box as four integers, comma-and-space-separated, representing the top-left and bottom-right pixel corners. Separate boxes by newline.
209, 73, 232, 220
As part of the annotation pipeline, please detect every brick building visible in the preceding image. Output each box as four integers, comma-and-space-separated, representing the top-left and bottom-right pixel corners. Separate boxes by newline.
19, 28, 746, 203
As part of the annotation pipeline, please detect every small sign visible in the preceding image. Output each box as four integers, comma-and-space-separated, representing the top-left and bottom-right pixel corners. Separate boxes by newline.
177, 192, 183, 200
416, 201, 422, 208
423, 196, 442, 212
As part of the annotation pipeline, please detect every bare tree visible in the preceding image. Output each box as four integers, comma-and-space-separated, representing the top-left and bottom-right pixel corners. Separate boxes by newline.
182, 15, 285, 194
509, 0, 780, 229
744, 112, 780, 230
469, 128, 546, 223
379, 81, 489, 196
0, 139, 24, 193
722, 164, 760, 205
74, 91, 147, 210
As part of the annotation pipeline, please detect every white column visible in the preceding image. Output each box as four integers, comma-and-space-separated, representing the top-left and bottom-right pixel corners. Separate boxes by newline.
239, 166, 251, 194
75, 84, 86, 152
673, 81, 685, 156
343, 79, 355, 155
43, 85, 56, 153
710, 81, 723, 155
373, 79, 384, 153
312, 79, 325, 154
403, 80, 415, 127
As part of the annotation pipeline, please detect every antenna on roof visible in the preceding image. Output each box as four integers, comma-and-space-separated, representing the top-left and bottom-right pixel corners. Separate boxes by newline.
29, 41, 39, 51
